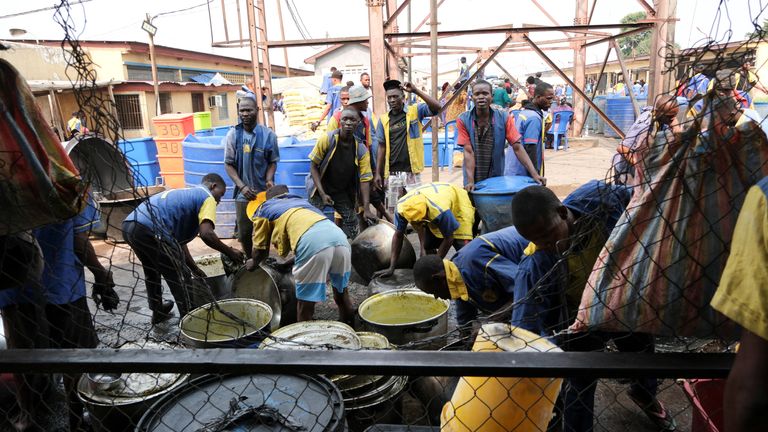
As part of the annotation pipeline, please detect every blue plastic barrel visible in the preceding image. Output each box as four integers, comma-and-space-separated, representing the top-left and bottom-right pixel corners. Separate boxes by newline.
276, 138, 315, 198
470, 176, 539, 232
422, 133, 453, 167
117, 137, 161, 187
213, 126, 231, 136
194, 129, 215, 137
754, 101, 768, 121
182, 135, 235, 238
604, 97, 646, 138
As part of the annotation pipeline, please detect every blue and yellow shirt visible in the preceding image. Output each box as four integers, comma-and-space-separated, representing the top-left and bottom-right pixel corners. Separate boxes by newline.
447, 226, 530, 325
125, 187, 217, 244
224, 123, 280, 202
250, 194, 328, 258
394, 182, 475, 241
0, 195, 101, 307
306, 129, 373, 199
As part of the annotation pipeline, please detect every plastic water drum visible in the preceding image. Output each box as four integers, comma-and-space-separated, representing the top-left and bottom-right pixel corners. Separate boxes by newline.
276, 137, 314, 198
441, 323, 562, 432
153, 114, 195, 188
182, 135, 235, 238
470, 176, 539, 232
193, 112, 212, 131
604, 97, 636, 138
595, 96, 608, 134
117, 137, 161, 187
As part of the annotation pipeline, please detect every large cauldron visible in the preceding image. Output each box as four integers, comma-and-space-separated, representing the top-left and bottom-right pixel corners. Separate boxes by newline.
351, 221, 416, 283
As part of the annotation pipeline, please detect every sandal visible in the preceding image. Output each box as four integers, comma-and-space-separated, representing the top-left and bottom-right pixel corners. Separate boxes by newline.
627, 389, 677, 431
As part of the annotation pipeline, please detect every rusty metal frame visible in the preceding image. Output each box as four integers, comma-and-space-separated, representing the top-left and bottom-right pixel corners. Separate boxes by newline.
383, 0, 411, 29
583, 26, 653, 48
524, 35, 626, 139
611, 38, 641, 117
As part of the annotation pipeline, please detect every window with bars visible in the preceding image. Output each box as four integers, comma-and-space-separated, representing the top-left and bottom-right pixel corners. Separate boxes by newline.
127, 66, 178, 82
114, 94, 144, 130
218, 93, 229, 120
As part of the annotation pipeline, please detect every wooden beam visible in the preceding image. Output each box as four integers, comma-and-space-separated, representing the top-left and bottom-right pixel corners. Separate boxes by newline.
367, 0, 388, 116
383, 0, 411, 29
492, 59, 522, 87
636, 0, 656, 16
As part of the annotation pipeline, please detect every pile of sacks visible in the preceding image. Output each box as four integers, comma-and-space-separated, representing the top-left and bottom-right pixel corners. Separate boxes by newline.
282, 89, 326, 134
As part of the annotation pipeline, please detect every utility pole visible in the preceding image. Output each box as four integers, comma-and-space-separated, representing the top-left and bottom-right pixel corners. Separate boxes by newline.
144, 13, 161, 117
572, 0, 588, 136
407, 1, 412, 84
430, 0, 439, 181
255, 0, 275, 128
274, 0, 290, 77
367, 0, 387, 116
245, 0, 265, 125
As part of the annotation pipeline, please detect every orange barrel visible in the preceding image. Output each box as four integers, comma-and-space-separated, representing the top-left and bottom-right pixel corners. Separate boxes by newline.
153, 114, 195, 188
441, 323, 563, 432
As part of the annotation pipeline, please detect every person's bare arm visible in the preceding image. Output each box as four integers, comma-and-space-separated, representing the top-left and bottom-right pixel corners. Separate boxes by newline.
310, 162, 333, 206
437, 235, 454, 258
405, 82, 442, 113
360, 182, 376, 220
725, 330, 768, 431
225, 163, 256, 200
183, 244, 206, 278
372, 231, 403, 278
73, 231, 119, 311
511, 142, 546, 185
463, 143, 476, 191
374, 141, 387, 189
199, 221, 245, 264
265, 162, 276, 189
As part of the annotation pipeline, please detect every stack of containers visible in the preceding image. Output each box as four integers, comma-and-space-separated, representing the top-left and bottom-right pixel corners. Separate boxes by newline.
152, 114, 195, 188
193, 111, 212, 131
117, 137, 161, 187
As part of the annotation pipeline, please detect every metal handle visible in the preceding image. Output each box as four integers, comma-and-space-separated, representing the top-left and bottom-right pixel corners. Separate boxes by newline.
403, 318, 439, 334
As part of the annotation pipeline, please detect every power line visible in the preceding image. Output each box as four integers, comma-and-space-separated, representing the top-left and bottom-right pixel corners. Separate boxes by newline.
152, 0, 214, 20
0, 0, 94, 20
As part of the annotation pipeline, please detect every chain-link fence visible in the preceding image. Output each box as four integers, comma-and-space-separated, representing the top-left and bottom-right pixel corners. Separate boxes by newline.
3, 0, 768, 430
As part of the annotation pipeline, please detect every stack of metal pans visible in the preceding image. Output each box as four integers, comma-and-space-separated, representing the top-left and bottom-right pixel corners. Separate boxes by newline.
259, 320, 361, 350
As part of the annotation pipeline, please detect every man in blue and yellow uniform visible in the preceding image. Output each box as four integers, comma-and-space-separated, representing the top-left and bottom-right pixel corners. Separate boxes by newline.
245, 185, 354, 323
308, 107, 376, 238
515, 82, 554, 176
123, 173, 245, 323
374, 182, 474, 279
510, 181, 675, 432
412, 226, 529, 326
374, 79, 441, 191
225, 96, 280, 259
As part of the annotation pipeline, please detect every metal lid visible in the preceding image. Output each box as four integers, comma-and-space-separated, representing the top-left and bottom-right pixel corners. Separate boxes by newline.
137, 374, 344, 432
260, 320, 361, 350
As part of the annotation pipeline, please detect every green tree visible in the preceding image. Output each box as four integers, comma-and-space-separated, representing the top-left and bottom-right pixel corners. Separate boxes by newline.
746, 18, 768, 39
618, 11, 652, 57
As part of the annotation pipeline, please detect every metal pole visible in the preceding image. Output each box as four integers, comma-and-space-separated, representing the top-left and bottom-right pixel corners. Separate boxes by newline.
146, 13, 161, 117
367, 0, 387, 116
386, 0, 401, 79
611, 39, 640, 117
430, 0, 439, 181
274, 0, 290, 77
245, 0, 264, 123
524, 35, 626, 139
573, 0, 588, 135
235, 0, 244, 47
221, 0, 230, 42
256, 0, 275, 128
647, 0, 672, 102
492, 59, 522, 87
407, 0, 412, 84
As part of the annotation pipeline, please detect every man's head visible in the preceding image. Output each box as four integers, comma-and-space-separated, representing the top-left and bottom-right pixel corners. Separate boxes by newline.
526, 76, 536, 85
360, 72, 371, 88
413, 255, 451, 300
347, 85, 371, 111
339, 86, 351, 108
505, 78, 510, 83
653, 95, 679, 126
460, 56, 467, 64
201, 173, 227, 203
339, 107, 361, 139
384, 79, 405, 112
741, 57, 754, 71
533, 82, 555, 110
72, 111, 79, 118
559, 97, 567, 106
511, 186, 571, 253
266, 184, 289, 200
536, 72, 542, 78
238, 97, 258, 130
694, 64, 706, 73
471, 80, 493, 111
346, 80, 355, 88
331, 69, 343, 84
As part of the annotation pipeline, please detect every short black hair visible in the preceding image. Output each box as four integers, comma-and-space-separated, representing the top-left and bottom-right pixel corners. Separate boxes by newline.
346, 80, 354, 87
535, 72, 542, 78
472, 79, 492, 92
267, 184, 289, 199
510, 186, 562, 230
330, 66, 338, 71
340, 86, 350, 94
534, 82, 554, 97
331, 70, 343, 79
340, 107, 361, 120
413, 255, 444, 292
360, 72, 369, 79
526, 76, 536, 84
460, 56, 467, 62
201, 173, 226, 190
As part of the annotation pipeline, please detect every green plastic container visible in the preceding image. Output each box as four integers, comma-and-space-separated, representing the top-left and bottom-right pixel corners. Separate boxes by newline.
192, 111, 212, 131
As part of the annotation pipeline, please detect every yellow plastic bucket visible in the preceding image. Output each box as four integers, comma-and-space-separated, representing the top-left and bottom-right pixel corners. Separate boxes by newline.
441, 323, 563, 432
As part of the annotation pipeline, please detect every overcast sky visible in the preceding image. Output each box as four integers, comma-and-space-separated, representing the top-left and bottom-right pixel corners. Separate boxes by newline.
1, 0, 764, 77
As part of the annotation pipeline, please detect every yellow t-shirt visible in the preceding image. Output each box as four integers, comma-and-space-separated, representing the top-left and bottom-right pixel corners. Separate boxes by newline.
711, 183, 768, 341
198, 197, 217, 225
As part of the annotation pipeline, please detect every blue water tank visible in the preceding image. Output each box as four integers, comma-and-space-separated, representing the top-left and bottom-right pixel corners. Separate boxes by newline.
604, 96, 645, 138
118, 137, 161, 187
277, 138, 315, 198
182, 135, 235, 238
470, 176, 539, 232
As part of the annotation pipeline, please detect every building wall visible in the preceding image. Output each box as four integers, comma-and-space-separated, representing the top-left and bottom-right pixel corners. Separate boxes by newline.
0, 42, 69, 80
314, 45, 371, 83
86, 47, 128, 81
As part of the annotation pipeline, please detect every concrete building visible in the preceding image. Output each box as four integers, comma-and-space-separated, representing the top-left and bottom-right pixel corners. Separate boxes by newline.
1, 39, 311, 138
304, 43, 371, 85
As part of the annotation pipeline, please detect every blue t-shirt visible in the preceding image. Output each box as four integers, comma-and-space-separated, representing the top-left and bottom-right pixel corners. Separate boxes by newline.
325, 85, 344, 124
516, 106, 545, 172
0, 197, 101, 307
125, 187, 217, 244
224, 124, 280, 202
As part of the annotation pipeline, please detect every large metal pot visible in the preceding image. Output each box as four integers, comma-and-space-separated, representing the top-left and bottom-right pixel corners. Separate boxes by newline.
358, 289, 449, 349
230, 263, 297, 330
351, 221, 417, 283
179, 298, 272, 348
190, 255, 231, 309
